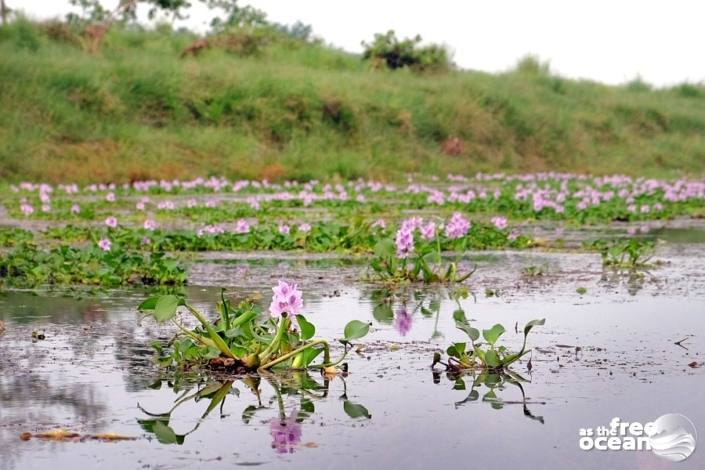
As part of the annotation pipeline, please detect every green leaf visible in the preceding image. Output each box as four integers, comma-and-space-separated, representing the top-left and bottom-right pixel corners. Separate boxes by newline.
344, 320, 369, 341
482, 324, 506, 346
446, 342, 466, 358
153, 295, 179, 322
523, 318, 546, 337
296, 315, 316, 340
343, 401, 371, 419
300, 346, 323, 367
453, 309, 479, 341
484, 349, 501, 368
138, 296, 160, 311
373, 239, 395, 258
152, 421, 178, 444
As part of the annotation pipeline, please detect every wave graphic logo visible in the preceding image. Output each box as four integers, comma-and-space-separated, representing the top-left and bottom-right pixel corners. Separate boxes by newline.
648, 413, 697, 462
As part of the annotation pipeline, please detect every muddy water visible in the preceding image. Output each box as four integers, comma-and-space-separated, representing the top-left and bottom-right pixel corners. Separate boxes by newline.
1, 246, 704, 469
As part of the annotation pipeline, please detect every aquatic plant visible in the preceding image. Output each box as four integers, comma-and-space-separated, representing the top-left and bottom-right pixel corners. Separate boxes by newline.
590, 238, 656, 268
139, 282, 370, 373
369, 216, 479, 283
433, 309, 545, 371
0, 243, 186, 287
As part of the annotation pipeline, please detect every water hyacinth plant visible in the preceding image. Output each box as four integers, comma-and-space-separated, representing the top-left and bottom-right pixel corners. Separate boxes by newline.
589, 238, 656, 269
369, 214, 478, 283
139, 281, 370, 373
433, 309, 545, 371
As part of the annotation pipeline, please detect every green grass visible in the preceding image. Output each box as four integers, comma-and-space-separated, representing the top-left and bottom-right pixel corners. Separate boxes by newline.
1, 19, 705, 183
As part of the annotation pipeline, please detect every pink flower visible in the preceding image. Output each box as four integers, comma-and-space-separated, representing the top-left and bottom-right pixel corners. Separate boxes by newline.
419, 221, 436, 240
234, 219, 250, 234
105, 216, 118, 228
491, 216, 508, 230
143, 219, 157, 230
105, 192, 116, 202
444, 212, 471, 239
371, 218, 386, 229
136, 202, 146, 211
395, 226, 414, 258
20, 203, 34, 216
70, 204, 80, 214
297, 223, 311, 233
268, 281, 303, 317
98, 238, 112, 251
278, 224, 290, 235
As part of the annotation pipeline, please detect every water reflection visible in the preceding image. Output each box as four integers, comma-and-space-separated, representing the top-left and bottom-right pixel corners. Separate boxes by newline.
137, 372, 370, 453
434, 370, 546, 424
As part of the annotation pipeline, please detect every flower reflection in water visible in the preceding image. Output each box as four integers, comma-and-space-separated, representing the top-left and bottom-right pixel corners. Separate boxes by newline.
270, 409, 303, 454
393, 308, 413, 336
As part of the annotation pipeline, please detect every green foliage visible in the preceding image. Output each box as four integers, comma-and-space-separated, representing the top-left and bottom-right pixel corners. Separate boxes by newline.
1, 20, 704, 182
362, 30, 450, 72
0, 243, 186, 287
589, 238, 656, 268
434, 310, 545, 371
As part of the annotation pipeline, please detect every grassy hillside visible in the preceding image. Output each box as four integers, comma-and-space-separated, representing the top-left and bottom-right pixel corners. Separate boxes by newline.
1, 19, 705, 183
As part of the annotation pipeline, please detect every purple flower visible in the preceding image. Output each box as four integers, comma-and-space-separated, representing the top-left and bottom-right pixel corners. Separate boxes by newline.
491, 216, 508, 230
143, 219, 157, 230
298, 223, 311, 233
395, 226, 414, 258
105, 216, 118, 228
371, 218, 386, 229
269, 281, 303, 317
269, 410, 302, 454
70, 203, 80, 214
98, 238, 112, 251
278, 224, 290, 235
105, 192, 116, 202
444, 212, 471, 239
20, 203, 34, 216
420, 221, 436, 240
393, 308, 413, 336
234, 219, 250, 234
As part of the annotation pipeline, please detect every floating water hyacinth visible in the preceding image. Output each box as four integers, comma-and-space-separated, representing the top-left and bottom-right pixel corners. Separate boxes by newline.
70, 204, 80, 214
139, 282, 370, 373
143, 219, 157, 230
278, 224, 290, 235
298, 223, 311, 233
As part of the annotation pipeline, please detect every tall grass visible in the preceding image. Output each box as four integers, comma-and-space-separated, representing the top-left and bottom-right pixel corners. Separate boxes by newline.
1, 19, 704, 183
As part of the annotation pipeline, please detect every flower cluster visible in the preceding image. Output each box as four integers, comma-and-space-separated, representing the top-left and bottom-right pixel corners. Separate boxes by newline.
268, 281, 304, 317
444, 212, 471, 239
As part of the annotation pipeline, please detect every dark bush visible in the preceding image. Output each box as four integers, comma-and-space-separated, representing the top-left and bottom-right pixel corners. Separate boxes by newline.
361, 30, 450, 72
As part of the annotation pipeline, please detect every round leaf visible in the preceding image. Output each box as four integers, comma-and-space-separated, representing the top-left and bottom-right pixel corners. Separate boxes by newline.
296, 315, 316, 340
344, 320, 370, 341
153, 295, 179, 322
